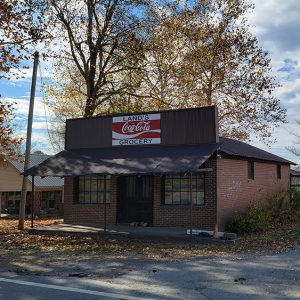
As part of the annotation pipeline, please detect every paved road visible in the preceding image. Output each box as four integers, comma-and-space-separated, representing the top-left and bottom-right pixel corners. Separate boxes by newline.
0, 248, 299, 299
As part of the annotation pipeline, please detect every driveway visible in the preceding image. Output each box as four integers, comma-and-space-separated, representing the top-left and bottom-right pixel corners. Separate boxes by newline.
0, 248, 299, 299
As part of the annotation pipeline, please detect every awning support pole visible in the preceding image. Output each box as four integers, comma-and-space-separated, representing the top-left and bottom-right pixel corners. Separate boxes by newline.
31, 175, 35, 228
104, 175, 107, 233
189, 172, 193, 234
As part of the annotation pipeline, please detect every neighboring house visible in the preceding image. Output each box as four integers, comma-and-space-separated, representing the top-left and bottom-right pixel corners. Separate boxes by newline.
0, 154, 64, 216
24, 106, 293, 230
291, 169, 300, 190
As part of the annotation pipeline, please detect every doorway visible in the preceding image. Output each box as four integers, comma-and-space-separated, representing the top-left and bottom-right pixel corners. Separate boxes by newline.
117, 175, 153, 224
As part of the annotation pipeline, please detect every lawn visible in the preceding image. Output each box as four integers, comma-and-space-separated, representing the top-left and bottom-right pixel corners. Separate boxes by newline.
0, 214, 299, 263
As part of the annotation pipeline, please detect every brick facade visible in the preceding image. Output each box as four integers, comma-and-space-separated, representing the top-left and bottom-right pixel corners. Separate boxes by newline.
64, 176, 117, 226
63, 158, 290, 231
63, 159, 218, 229
153, 159, 217, 229
217, 158, 290, 230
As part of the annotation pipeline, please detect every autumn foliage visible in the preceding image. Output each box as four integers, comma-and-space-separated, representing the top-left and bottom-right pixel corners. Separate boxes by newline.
0, 101, 22, 159
44, 0, 286, 151
0, 0, 45, 79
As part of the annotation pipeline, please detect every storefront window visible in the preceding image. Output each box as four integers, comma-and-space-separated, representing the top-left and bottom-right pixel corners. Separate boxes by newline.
162, 174, 204, 205
77, 175, 111, 204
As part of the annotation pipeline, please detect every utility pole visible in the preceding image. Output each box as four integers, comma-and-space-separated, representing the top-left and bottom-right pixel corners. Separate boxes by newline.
18, 51, 39, 230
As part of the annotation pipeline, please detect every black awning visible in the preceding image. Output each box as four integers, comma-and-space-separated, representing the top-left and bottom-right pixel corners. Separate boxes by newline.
23, 144, 219, 177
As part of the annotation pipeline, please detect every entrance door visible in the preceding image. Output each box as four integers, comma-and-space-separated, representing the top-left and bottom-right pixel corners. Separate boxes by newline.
117, 176, 153, 224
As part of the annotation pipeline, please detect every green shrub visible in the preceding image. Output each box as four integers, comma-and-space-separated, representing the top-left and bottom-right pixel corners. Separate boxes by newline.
228, 188, 300, 235
227, 202, 271, 235
290, 187, 300, 211
267, 188, 291, 221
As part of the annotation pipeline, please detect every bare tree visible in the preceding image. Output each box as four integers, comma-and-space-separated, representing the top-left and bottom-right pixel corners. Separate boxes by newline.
43, 0, 149, 117
287, 120, 300, 157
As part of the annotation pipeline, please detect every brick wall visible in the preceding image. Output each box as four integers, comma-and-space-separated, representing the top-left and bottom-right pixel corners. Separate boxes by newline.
63, 160, 218, 229
153, 159, 218, 229
217, 158, 290, 230
63, 176, 117, 226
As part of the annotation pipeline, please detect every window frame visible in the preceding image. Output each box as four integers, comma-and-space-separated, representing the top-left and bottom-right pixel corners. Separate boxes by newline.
161, 173, 205, 206
75, 175, 111, 204
247, 161, 255, 180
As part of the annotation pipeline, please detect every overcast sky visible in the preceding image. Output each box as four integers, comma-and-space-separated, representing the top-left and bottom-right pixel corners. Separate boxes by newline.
1, 0, 300, 165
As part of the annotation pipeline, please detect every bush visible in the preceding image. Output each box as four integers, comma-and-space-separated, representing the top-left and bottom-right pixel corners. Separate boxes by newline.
267, 188, 291, 221
290, 187, 300, 211
227, 202, 271, 235
227, 188, 300, 235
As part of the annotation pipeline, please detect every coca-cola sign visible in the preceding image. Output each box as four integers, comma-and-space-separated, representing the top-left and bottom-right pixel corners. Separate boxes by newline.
112, 113, 161, 146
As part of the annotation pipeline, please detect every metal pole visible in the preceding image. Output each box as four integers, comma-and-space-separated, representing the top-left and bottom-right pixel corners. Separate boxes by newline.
103, 175, 107, 233
18, 51, 39, 230
31, 176, 35, 228
189, 173, 193, 234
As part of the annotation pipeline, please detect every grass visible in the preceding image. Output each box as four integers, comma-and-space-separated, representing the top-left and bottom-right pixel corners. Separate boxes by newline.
0, 214, 299, 264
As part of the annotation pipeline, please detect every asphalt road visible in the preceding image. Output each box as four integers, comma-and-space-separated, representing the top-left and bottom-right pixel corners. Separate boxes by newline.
0, 248, 299, 299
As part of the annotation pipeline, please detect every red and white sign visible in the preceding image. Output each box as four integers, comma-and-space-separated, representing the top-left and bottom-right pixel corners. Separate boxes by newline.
112, 113, 161, 146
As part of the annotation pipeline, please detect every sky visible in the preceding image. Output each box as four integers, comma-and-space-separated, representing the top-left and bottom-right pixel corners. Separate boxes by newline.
1, 0, 300, 165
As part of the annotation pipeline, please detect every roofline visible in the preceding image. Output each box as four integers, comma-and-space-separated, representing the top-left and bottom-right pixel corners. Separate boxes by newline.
218, 151, 293, 166
66, 105, 216, 122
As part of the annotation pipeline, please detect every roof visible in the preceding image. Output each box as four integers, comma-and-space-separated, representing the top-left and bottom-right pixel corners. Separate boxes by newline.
219, 137, 294, 165
291, 169, 300, 177
24, 144, 220, 177
9, 154, 64, 187
23, 137, 293, 178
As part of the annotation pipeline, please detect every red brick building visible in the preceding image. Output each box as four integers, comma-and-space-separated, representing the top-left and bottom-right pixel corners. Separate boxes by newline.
25, 107, 292, 231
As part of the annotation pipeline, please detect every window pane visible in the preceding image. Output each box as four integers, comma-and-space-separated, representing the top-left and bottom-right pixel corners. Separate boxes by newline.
165, 192, 172, 204
172, 178, 180, 190
197, 176, 204, 190
91, 179, 98, 191
165, 178, 172, 190
85, 177, 91, 191
98, 192, 104, 203
180, 192, 189, 204
78, 192, 85, 203
49, 199, 55, 209
8, 200, 14, 208
79, 177, 85, 191
84, 192, 90, 203
191, 178, 198, 190
192, 192, 197, 204
98, 178, 104, 191
105, 191, 111, 203
196, 192, 204, 205
173, 192, 180, 204
15, 192, 21, 201
106, 178, 111, 191
91, 191, 98, 203
181, 178, 189, 189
